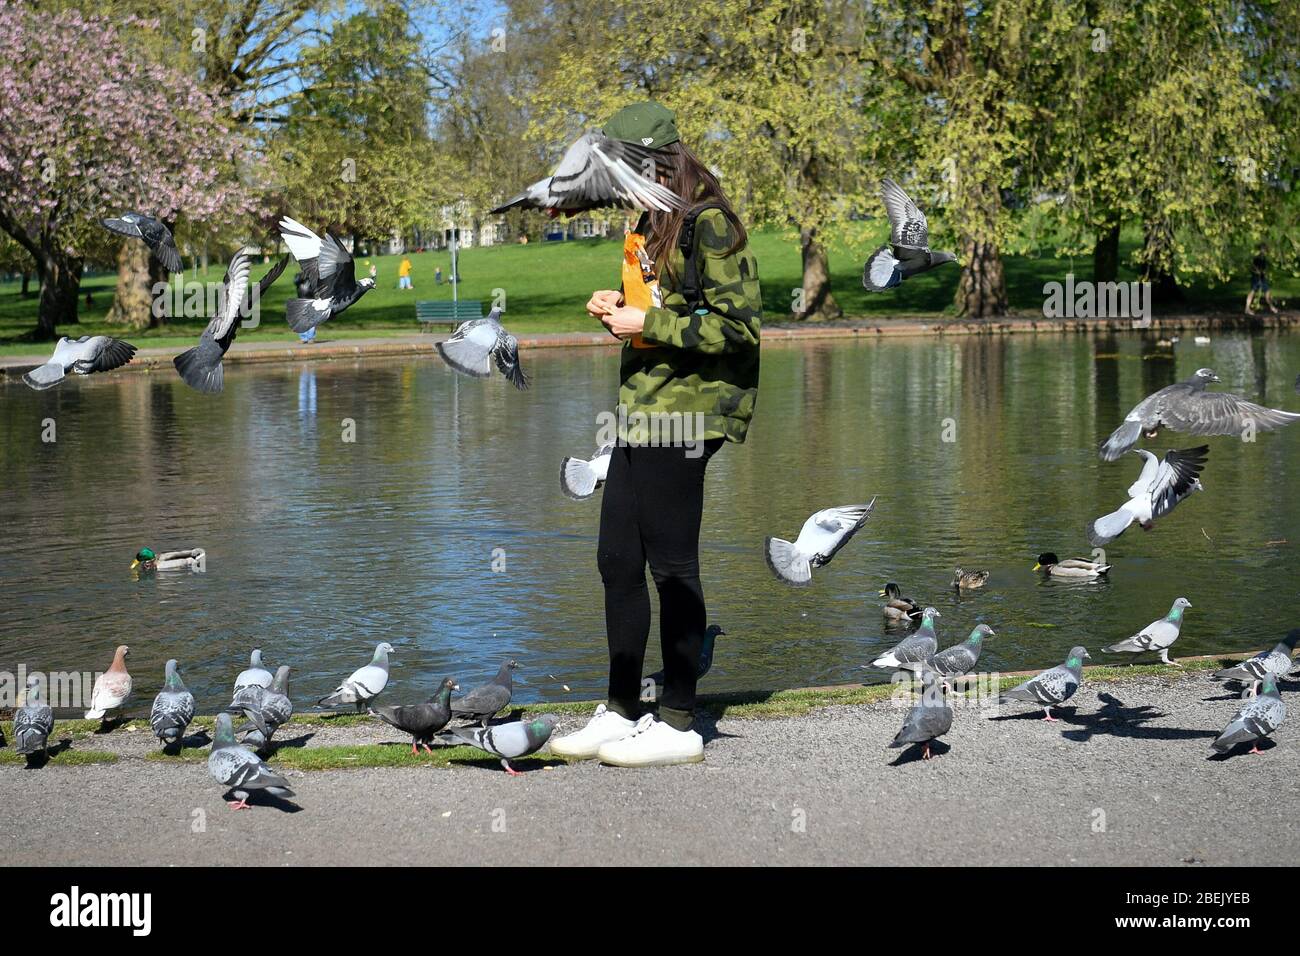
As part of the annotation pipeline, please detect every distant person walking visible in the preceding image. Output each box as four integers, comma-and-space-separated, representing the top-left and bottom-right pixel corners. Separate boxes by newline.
398, 256, 413, 290
435, 266, 443, 285
1246, 247, 1279, 316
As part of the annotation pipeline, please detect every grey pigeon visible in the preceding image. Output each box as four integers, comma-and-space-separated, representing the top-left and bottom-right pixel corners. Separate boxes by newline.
370, 677, 458, 754
1215, 630, 1300, 694
436, 308, 529, 390
999, 646, 1090, 721
207, 713, 295, 810
451, 660, 517, 726
228, 666, 293, 748
1104, 598, 1191, 665
173, 252, 287, 394
447, 714, 561, 775
1100, 368, 1300, 460
862, 179, 957, 292
489, 132, 685, 215
318, 643, 393, 711
765, 498, 876, 585
22, 335, 137, 390
1211, 678, 1286, 755
14, 675, 54, 758
647, 625, 724, 688
1089, 446, 1207, 547
927, 624, 995, 679
234, 649, 273, 692
149, 659, 196, 748
889, 671, 953, 760
871, 607, 940, 671
278, 216, 376, 332
560, 443, 614, 500
100, 212, 182, 273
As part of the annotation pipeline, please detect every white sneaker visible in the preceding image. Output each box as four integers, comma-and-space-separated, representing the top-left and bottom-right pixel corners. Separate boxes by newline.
596, 714, 704, 767
548, 704, 637, 759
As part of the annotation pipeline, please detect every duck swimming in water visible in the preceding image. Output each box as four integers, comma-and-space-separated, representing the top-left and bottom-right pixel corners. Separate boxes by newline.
879, 583, 923, 625
1034, 552, 1110, 579
132, 547, 206, 572
952, 568, 989, 590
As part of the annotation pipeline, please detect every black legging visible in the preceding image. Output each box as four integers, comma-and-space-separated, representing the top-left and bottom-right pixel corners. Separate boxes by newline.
597, 438, 724, 730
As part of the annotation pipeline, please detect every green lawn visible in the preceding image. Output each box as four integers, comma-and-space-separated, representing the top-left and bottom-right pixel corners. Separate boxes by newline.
2, 225, 1290, 359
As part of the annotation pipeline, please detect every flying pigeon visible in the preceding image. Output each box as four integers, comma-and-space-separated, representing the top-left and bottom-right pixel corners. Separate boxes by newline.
560, 443, 614, 500
999, 646, 1090, 721
228, 666, 293, 748
435, 308, 529, 390
318, 643, 394, 711
208, 712, 295, 809
149, 659, 196, 748
1089, 446, 1207, 547
1211, 677, 1286, 756
489, 132, 686, 216
21, 335, 137, 390
927, 624, 995, 680
100, 212, 183, 273
369, 677, 458, 754
451, 660, 517, 727
172, 252, 287, 394
84, 645, 131, 720
764, 498, 877, 585
1099, 368, 1300, 461
1214, 630, 1300, 694
234, 649, 274, 693
889, 671, 953, 760
1104, 598, 1191, 665
862, 179, 957, 292
14, 675, 55, 758
871, 607, 941, 671
646, 625, 724, 689
446, 714, 561, 775
278, 216, 376, 332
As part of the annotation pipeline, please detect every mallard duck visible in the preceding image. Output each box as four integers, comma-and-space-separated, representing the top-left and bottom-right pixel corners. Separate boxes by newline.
878, 583, 922, 624
132, 547, 205, 572
1034, 552, 1110, 578
952, 568, 989, 590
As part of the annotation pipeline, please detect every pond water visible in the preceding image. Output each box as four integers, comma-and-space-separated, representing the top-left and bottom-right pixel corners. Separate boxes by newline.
2, 331, 1298, 711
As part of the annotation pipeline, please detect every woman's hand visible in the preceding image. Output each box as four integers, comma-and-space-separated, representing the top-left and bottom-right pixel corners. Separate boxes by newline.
586, 290, 623, 317
601, 305, 646, 339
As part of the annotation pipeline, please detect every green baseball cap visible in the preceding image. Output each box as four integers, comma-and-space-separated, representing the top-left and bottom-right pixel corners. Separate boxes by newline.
601, 101, 679, 150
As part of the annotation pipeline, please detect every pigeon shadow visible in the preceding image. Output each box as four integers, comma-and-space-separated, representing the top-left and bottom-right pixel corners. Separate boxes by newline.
262, 732, 315, 754
990, 706, 1080, 723
19, 738, 73, 768
447, 755, 567, 774
888, 739, 952, 766
1058, 693, 1219, 743
1207, 738, 1279, 761
92, 716, 129, 734
221, 789, 303, 813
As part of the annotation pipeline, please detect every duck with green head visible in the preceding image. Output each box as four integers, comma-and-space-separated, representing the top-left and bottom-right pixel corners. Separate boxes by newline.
131, 547, 205, 572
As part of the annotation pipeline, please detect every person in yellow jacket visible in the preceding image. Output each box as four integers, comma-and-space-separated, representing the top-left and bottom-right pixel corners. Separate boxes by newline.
398, 256, 413, 290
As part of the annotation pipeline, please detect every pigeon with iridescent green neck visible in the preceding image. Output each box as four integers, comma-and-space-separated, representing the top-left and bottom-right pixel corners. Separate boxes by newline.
149, 659, 195, 747
927, 624, 995, 679
14, 675, 54, 757
1215, 630, 1300, 694
889, 670, 952, 760
370, 677, 458, 754
208, 713, 295, 810
999, 646, 1090, 721
1211, 678, 1286, 756
228, 666, 293, 748
446, 714, 561, 775
1104, 598, 1191, 665
871, 607, 940, 671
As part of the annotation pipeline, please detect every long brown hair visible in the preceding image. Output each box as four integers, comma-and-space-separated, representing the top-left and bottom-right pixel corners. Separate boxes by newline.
645, 140, 747, 282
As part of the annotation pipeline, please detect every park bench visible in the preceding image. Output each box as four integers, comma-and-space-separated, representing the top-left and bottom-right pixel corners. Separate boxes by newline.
416, 299, 483, 331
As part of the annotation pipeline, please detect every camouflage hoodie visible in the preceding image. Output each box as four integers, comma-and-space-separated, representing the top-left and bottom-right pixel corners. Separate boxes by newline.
620, 208, 761, 444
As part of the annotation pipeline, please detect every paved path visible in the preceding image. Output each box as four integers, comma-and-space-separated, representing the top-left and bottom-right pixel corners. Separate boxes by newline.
2, 671, 1292, 866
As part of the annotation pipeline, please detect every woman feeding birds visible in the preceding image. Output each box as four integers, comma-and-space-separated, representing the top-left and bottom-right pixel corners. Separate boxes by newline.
546, 101, 762, 767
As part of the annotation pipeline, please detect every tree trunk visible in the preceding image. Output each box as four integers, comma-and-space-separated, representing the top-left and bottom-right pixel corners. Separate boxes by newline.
106, 241, 167, 330
797, 226, 841, 321
35, 251, 83, 340
1140, 221, 1182, 304
20, 270, 31, 297
955, 239, 1008, 318
1093, 221, 1120, 282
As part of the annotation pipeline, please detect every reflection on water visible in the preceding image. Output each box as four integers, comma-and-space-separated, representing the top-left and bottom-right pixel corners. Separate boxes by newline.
1, 333, 1297, 709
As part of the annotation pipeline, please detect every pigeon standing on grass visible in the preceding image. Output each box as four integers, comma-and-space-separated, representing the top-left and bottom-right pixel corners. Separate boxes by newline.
278, 216, 376, 332
862, 179, 957, 292
451, 660, 517, 727
228, 666, 293, 748
14, 675, 55, 758
149, 659, 195, 748
1099, 368, 1300, 461
889, 671, 953, 760
871, 607, 941, 671
1211, 678, 1286, 756
436, 308, 529, 390
560, 443, 614, 500
318, 643, 394, 711
447, 714, 561, 775
234, 649, 274, 693
369, 677, 458, 754
1104, 598, 1191, 665
100, 213, 183, 273
22, 336, 137, 390
208, 712, 295, 810
927, 624, 995, 680
1214, 630, 1300, 695
764, 498, 876, 585
85, 645, 132, 721
999, 647, 1090, 721
1089, 446, 1208, 547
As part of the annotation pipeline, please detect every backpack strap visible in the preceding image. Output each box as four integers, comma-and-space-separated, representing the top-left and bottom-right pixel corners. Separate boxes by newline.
677, 203, 723, 314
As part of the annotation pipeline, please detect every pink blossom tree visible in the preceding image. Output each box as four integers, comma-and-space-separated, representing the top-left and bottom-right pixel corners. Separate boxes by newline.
0, 2, 249, 339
